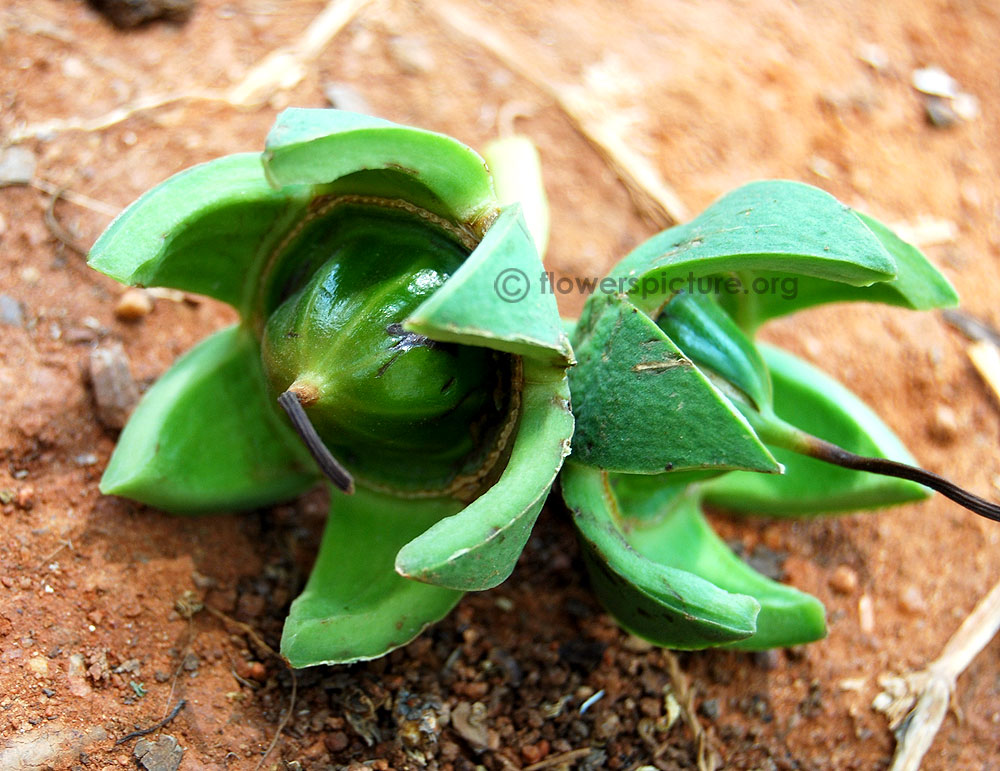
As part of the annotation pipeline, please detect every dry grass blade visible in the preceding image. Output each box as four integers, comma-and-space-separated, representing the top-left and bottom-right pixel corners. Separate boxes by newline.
968, 339, 1000, 407
662, 652, 721, 771
428, 0, 689, 228
8, 0, 374, 142
875, 579, 1000, 771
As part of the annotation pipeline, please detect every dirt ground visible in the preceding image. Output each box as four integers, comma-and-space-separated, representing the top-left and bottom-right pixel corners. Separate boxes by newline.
2, 0, 999, 769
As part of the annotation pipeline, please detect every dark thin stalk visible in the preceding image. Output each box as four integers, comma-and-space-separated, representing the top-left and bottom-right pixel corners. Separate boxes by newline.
801, 434, 1000, 523
278, 390, 355, 494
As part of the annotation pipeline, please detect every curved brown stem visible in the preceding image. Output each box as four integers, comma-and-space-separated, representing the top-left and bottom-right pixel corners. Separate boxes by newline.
800, 435, 1000, 523
278, 390, 355, 494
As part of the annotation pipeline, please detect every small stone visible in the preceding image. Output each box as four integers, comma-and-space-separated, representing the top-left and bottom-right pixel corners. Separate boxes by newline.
912, 66, 959, 98
114, 288, 154, 320
1, 294, 24, 327
521, 740, 549, 765
88, 343, 140, 429
0, 145, 36, 185
182, 652, 199, 671
858, 594, 876, 634
322, 82, 371, 114
324, 731, 349, 752
451, 702, 489, 750
28, 656, 49, 677
90, 0, 195, 28
134, 735, 183, 771
928, 404, 959, 443
751, 649, 781, 671
67, 653, 92, 697
236, 660, 266, 681
16, 485, 35, 510
899, 585, 928, 614
829, 565, 859, 595
924, 95, 959, 128
699, 698, 720, 720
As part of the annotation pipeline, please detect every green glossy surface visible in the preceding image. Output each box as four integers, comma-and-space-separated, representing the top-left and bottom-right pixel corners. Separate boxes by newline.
561, 461, 760, 648
611, 181, 897, 321
90, 110, 576, 667
405, 205, 574, 366
703, 345, 928, 515
395, 359, 573, 590
100, 325, 318, 513
715, 211, 959, 329
622, 489, 826, 650
88, 154, 310, 315
655, 291, 773, 411
281, 484, 464, 666
260, 205, 508, 492
263, 109, 497, 227
569, 292, 778, 474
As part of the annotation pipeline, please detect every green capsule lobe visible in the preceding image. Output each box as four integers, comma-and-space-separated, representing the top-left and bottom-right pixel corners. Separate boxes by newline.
261, 203, 512, 494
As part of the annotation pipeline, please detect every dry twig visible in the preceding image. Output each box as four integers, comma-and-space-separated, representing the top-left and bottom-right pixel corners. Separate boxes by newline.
428, 1, 689, 227
663, 651, 721, 771
7, 0, 375, 143
875, 579, 1000, 771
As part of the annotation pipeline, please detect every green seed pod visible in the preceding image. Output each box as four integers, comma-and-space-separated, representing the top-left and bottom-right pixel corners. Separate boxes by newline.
88, 109, 575, 666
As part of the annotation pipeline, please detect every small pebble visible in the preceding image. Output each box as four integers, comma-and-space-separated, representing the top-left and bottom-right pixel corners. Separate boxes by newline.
858, 594, 876, 634
133, 734, 183, 771
521, 740, 549, 764
16, 485, 35, 510
324, 731, 349, 752
0, 145, 37, 185
88, 343, 140, 429
90, 0, 195, 28
928, 404, 959, 442
829, 565, 859, 595
0, 294, 24, 327
751, 649, 781, 671
912, 66, 959, 98
699, 698, 720, 720
236, 660, 266, 681
899, 585, 928, 614
114, 288, 154, 320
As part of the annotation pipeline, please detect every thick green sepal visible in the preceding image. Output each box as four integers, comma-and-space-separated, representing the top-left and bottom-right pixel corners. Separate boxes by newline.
281, 486, 464, 667
851, 211, 959, 309
561, 461, 760, 648
703, 345, 928, 515
623, 491, 826, 650
569, 293, 779, 474
99, 325, 318, 513
88, 154, 309, 313
263, 109, 497, 227
405, 205, 574, 366
611, 181, 897, 318
395, 360, 573, 590
715, 212, 958, 328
